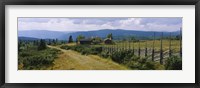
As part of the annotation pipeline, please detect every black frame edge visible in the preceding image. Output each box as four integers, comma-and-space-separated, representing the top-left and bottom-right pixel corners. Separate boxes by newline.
195, 1, 200, 87
2, 0, 200, 5
0, 0, 5, 88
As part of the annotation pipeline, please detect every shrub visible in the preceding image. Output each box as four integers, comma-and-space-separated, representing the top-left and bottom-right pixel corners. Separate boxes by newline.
142, 61, 164, 70
19, 45, 61, 70
38, 39, 47, 50
110, 50, 134, 64
165, 56, 182, 70
100, 51, 110, 58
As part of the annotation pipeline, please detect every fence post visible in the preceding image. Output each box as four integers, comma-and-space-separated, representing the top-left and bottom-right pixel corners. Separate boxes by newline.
133, 41, 135, 55
102, 44, 104, 52
106, 45, 108, 52
152, 32, 155, 61
160, 32, 163, 65
169, 32, 172, 57
110, 45, 111, 54
117, 42, 118, 52
111, 45, 113, 55
138, 40, 140, 57
145, 41, 147, 57
108, 45, 109, 53
123, 41, 125, 51
104, 45, 106, 52
120, 41, 122, 51
124, 40, 127, 51
180, 27, 182, 57
129, 40, 130, 50
126, 41, 127, 51
109, 45, 112, 55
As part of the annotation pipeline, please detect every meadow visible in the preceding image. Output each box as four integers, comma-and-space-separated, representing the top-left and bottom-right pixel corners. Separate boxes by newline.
18, 37, 182, 70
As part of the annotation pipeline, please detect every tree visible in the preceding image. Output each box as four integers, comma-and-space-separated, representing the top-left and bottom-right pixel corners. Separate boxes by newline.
38, 39, 47, 50
92, 37, 102, 44
52, 39, 56, 45
107, 33, 113, 40
56, 38, 58, 43
130, 36, 136, 41
175, 35, 181, 40
48, 39, 51, 45
18, 41, 22, 52
68, 35, 73, 43
77, 35, 85, 42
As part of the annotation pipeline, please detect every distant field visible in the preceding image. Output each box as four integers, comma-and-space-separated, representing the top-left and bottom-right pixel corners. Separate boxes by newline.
90, 39, 181, 62
93, 40, 181, 52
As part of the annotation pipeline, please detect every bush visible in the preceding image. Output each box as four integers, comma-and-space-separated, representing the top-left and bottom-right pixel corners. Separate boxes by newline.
19, 52, 31, 57
38, 39, 47, 50
19, 44, 61, 70
165, 56, 182, 70
110, 50, 134, 64
100, 49, 165, 70
141, 61, 164, 70
100, 51, 110, 58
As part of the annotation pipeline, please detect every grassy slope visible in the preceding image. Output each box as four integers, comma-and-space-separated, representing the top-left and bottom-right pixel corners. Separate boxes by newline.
48, 45, 128, 70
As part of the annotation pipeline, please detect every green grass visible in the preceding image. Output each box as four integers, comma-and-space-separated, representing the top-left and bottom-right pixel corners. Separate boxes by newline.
48, 45, 128, 70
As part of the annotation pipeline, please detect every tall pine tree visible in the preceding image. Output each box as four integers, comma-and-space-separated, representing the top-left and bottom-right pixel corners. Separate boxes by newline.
68, 35, 73, 43
38, 39, 47, 50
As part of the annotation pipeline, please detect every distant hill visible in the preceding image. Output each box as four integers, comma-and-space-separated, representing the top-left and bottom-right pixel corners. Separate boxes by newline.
18, 36, 39, 41
18, 29, 180, 40
18, 30, 67, 39
64, 29, 180, 40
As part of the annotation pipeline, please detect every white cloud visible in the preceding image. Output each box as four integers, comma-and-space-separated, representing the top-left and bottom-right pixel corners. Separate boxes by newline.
18, 18, 182, 32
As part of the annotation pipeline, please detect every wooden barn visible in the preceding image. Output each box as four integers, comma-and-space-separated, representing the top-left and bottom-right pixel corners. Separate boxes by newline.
104, 38, 112, 44
79, 39, 92, 45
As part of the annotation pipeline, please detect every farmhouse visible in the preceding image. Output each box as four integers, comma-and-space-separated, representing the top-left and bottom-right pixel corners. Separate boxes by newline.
79, 39, 92, 45
104, 38, 112, 44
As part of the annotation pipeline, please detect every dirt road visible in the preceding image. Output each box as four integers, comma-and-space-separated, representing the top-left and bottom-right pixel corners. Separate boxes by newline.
48, 46, 128, 70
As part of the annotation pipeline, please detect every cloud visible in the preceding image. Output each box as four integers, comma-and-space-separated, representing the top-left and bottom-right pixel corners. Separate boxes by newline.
18, 17, 182, 32
140, 18, 182, 25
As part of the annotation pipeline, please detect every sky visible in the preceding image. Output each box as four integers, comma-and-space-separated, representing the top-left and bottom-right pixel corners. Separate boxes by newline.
18, 17, 182, 32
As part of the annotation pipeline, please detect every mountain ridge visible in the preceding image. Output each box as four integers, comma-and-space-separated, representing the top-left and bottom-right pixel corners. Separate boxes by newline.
18, 29, 180, 40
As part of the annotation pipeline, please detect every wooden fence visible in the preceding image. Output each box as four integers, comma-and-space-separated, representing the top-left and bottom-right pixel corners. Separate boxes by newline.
101, 29, 182, 65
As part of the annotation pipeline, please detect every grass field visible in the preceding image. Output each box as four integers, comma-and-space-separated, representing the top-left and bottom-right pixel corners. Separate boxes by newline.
116, 40, 180, 51
92, 39, 181, 63
18, 39, 181, 70
92, 39, 181, 53
64, 40, 181, 51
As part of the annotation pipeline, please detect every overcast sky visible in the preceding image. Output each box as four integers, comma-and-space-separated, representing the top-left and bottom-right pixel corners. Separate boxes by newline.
18, 17, 182, 32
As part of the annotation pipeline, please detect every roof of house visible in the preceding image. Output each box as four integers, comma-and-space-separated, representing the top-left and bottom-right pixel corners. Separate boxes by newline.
104, 38, 111, 41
